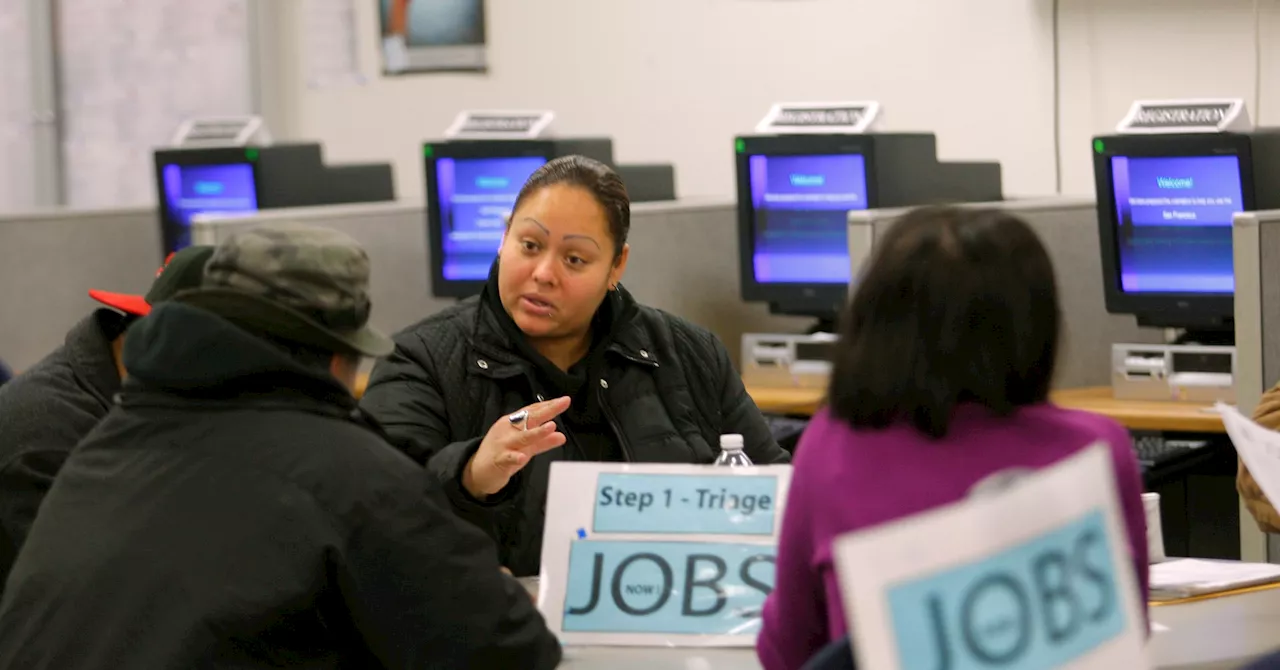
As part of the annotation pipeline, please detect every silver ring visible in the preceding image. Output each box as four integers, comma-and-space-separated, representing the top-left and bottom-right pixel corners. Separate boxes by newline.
507, 409, 529, 431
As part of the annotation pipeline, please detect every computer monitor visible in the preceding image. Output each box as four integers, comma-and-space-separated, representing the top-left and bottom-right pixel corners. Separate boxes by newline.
155, 149, 260, 254
735, 133, 1004, 330
1093, 133, 1257, 338
735, 135, 875, 328
426, 140, 553, 298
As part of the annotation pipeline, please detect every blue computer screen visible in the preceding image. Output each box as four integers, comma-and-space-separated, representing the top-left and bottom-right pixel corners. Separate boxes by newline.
748, 154, 869, 284
1110, 155, 1243, 294
436, 156, 547, 281
161, 163, 259, 250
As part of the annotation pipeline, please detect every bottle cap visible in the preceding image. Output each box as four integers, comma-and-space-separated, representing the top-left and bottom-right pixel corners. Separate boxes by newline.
720, 434, 744, 450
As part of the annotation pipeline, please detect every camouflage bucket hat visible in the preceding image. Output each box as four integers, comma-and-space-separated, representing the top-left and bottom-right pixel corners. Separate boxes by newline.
174, 225, 394, 358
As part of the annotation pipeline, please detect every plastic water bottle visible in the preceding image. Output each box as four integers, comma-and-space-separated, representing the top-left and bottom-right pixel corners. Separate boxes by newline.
713, 434, 754, 467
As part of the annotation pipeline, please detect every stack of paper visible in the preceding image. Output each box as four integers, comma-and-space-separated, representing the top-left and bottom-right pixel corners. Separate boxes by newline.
1149, 558, 1280, 601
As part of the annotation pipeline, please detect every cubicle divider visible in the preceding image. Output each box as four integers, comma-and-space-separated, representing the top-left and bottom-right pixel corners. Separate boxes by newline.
193, 198, 810, 368
1232, 210, 1280, 563
849, 197, 1162, 389
0, 207, 161, 370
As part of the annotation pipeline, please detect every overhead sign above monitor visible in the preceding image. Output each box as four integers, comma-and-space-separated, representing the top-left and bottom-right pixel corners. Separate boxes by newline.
1116, 98, 1251, 135
444, 110, 555, 139
756, 101, 881, 135
170, 116, 272, 148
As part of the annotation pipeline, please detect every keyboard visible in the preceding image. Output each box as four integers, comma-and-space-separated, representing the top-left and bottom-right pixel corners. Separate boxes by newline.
1133, 436, 1207, 470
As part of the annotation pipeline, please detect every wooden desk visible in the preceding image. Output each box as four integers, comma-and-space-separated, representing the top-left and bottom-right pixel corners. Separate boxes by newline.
746, 385, 1226, 433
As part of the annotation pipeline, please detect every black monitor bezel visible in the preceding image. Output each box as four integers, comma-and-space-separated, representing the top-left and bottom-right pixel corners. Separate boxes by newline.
734, 134, 879, 315
424, 140, 556, 299
152, 147, 262, 260
1092, 133, 1255, 330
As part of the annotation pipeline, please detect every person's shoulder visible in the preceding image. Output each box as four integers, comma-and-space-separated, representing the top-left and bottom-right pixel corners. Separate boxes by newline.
0, 347, 100, 461
239, 408, 424, 506
634, 305, 723, 357
1026, 404, 1132, 449
394, 297, 479, 344
0, 348, 84, 421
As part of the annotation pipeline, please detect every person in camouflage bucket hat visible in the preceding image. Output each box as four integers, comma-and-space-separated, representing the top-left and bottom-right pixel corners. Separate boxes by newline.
175, 225, 394, 358
0, 222, 562, 667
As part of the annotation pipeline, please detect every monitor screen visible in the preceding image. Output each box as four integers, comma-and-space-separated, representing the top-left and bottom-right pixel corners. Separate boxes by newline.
160, 163, 259, 251
1110, 155, 1243, 295
435, 156, 547, 281
747, 154, 869, 284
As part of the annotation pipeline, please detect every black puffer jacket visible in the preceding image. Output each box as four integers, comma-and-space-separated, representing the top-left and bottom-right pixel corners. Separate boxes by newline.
0, 303, 560, 670
360, 283, 790, 576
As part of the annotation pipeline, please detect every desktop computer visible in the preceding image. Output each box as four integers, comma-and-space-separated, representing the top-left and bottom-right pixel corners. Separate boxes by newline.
733, 132, 1003, 333
154, 143, 395, 258
1094, 130, 1280, 402
425, 138, 678, 299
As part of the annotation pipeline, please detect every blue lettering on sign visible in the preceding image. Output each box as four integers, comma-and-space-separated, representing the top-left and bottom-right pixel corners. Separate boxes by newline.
886, 509, 1125, 670
192, 180, 225, 195
474, 176, 510, 189
593, 473, 778, 535
562, 540, 775, 635
789, 174, 826, 187
1156, 176, 1194, 189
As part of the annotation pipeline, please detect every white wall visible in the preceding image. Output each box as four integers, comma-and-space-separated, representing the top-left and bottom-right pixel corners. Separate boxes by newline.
263, 0, 1280, 203
263, 0, 1059, 201
1057, 0, 1278, 195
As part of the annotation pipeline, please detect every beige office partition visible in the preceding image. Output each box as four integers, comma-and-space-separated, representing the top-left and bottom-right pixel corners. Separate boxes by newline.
848, 198, 1163, 390
1231, 210, 1280, 562
193, 198, 812, 367
0, 207, 160, 370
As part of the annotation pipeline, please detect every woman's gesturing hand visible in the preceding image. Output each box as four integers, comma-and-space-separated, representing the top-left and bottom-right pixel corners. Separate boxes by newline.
462, 396, 572, 498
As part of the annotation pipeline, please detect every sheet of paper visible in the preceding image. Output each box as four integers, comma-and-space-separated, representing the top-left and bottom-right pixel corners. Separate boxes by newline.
1217, 402, 1280, 511
1150, 558, 1280, 600
833, 443, 1150, 670
538, 462, 792, 648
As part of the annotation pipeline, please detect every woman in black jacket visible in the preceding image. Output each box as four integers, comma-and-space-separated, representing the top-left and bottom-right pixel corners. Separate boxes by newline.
361, 155, 790, 575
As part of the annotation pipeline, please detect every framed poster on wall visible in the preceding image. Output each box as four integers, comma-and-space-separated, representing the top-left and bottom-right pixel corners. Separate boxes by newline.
379, 0, 487, 74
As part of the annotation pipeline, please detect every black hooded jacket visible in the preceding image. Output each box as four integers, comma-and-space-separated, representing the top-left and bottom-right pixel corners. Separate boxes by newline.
0, 302, 560, 670
0, 309, 128, 592
360, 272, 790, 576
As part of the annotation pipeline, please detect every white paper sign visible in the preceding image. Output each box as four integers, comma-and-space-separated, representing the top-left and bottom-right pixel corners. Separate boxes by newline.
444, 110, 555, 139
538, 462, 793, 647
1217, 402, 1280, 507
833, 444, 1149, 670
1116, 99, 1251, 134
756, 101, 881, 134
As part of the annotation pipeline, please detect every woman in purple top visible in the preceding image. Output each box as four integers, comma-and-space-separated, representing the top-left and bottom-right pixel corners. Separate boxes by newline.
756, 206, 1149, 670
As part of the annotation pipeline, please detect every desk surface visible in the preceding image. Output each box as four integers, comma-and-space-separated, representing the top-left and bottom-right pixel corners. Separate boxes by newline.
747, 385, 1226, 434
355, 374, 1225, 434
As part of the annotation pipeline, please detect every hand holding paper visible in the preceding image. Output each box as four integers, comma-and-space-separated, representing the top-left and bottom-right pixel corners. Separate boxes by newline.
1216, 402, 1280, 510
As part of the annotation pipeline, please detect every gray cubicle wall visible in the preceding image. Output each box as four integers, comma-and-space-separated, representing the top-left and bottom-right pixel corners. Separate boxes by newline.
194, 198, 809, 367
848, 198, 1162, 389
0, 207, 161, 370
1232, 210, 1280, 563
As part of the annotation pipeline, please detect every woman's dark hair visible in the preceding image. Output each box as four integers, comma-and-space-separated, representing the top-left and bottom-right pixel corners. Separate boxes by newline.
828, 206, 1061, 439
510, 155, 630, 260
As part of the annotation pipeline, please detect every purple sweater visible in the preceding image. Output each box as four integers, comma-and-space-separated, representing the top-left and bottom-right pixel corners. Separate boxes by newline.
757, 403, 1149, 670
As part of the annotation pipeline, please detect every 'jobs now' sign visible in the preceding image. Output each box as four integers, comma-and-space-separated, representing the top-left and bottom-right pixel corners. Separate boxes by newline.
538, 462, 792, 647
834, 445, 1149, 670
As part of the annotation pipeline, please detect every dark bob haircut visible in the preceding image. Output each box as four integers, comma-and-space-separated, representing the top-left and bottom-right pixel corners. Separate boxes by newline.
510, 155, 630, 260
828, 206, 1061, 438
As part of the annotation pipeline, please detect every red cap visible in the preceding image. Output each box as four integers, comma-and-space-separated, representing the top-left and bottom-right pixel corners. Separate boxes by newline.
87, 290, 152, 316
88, 249, 209, 317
